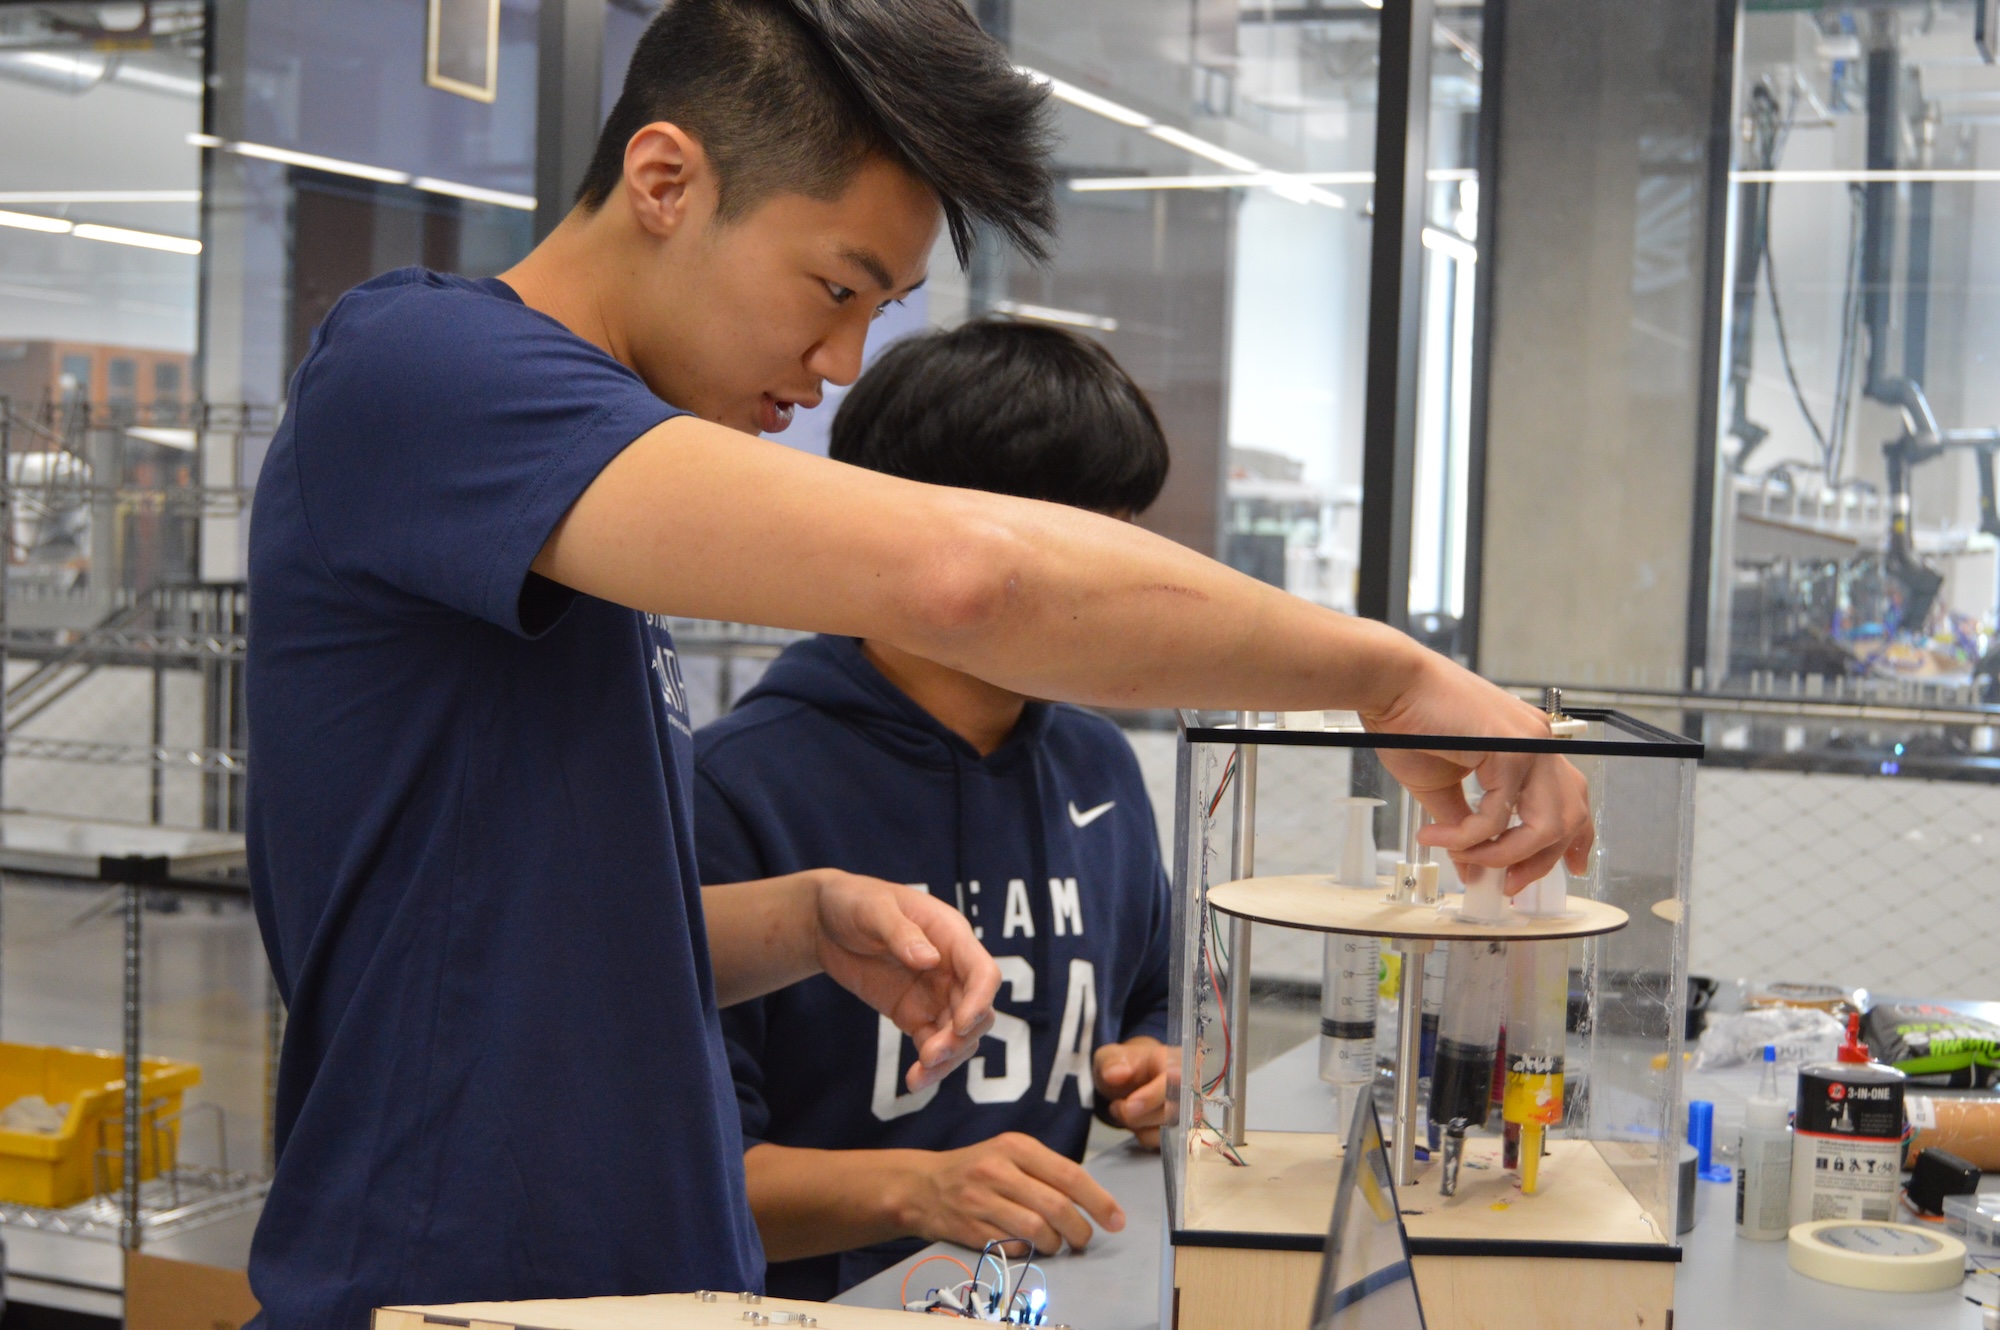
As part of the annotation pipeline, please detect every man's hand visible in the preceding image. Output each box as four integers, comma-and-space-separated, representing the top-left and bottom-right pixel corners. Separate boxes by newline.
813, 872, 1000, 1092
1362, 652, 1594, 893
1092, 1038, 1174, 1149
900, 1133, 1125, 1256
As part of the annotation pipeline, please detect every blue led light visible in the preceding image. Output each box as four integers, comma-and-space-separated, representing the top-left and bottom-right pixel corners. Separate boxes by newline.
1880, 761, 1900, 775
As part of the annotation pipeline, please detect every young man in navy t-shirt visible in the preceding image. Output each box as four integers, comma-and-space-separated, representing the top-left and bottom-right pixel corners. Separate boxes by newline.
696, 324, 1177, 1299
245, 0, 1596, 1324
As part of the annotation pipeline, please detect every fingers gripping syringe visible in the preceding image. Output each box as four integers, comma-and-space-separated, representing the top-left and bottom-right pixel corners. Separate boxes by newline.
1320, 798, 1384, 1125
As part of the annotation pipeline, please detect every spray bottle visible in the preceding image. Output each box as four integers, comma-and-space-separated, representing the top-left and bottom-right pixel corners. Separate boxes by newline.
1320, 797, 1385, 1127
1736, 1045, 1793, 1240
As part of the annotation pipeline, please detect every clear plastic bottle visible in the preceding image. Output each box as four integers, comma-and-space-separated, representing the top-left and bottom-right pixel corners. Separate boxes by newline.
1735, 1044, 1792, 1240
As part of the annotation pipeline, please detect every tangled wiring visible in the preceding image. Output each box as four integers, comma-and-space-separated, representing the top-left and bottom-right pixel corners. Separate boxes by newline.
900, 1239, 1057, 1323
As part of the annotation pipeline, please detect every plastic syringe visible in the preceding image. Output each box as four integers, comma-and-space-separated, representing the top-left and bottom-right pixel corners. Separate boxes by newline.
1430, 934, 1507, 1196
1320, 798, 1384, 1125
1503, 938, 1566, 1194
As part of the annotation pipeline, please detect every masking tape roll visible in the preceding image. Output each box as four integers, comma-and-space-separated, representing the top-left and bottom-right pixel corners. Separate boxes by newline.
1787, 1220, 1967, 1293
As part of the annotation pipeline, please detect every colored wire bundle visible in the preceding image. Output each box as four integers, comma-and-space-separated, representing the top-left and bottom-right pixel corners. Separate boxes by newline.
900, 1239, 1052, 1323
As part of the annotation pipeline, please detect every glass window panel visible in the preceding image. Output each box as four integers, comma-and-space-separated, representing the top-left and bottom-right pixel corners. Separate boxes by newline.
1712, 2, 2000, 711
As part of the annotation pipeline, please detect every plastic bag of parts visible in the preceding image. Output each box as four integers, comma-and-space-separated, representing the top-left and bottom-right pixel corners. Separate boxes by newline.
1864, 1003, 2000, 1089
1691, 1006, 1847, 1071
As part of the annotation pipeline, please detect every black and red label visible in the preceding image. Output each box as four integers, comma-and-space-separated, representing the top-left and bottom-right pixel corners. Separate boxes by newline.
1795, 1067, 1905, 1139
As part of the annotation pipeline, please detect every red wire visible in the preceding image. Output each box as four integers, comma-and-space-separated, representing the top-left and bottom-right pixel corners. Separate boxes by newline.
1206, 750, 1238, 818
900, 1253, 975, 1311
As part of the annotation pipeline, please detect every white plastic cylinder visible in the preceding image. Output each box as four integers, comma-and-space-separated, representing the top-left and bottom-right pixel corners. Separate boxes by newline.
1337, 797, 1383, 888
1513, 864, 1570, 917
1458, 862, 1509, 924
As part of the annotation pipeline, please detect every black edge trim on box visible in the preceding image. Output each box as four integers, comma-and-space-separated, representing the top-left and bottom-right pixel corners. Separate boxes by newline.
1407, 1238, 1682, 1263
1171, 1229, 1324, 1252
1169, 1230, 1681, 1264
1181, 707, 1705, 760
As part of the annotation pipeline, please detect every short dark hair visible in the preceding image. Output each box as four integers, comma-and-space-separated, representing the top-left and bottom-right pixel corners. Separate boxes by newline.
577, 0, 1056, 265
830, 321, 1170, 516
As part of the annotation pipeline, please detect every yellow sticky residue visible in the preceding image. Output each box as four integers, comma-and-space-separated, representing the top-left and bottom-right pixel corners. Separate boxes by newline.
1489, 1201, 1510, 1212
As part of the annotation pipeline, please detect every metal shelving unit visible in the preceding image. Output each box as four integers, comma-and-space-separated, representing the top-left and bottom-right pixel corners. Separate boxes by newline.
0, 397, 273, 1307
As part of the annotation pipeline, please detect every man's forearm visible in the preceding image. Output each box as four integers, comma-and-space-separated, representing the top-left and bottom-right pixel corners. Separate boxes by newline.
744, 1142, 923, 1262
535, 417, 1433, 718
701, 874, 822, 1008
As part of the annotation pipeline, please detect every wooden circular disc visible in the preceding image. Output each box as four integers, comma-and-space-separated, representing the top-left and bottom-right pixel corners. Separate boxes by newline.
1207, 874, 1630, 941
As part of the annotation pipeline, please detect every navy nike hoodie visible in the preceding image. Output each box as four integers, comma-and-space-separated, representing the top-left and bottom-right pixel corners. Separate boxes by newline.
693, 635, 1171, 1301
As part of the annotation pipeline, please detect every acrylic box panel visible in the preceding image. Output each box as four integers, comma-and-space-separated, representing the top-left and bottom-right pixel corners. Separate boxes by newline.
1161, 706, 1698, 1330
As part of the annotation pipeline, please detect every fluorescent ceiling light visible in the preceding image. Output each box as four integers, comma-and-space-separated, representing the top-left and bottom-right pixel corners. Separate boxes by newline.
0, 191, 201, 204
413, 177, 538, 210
186, 134, 537, 211
1732, 167, 2000, 183
1421, 226, 1477, 264
0, 209, 76, 234
1073, 171, 1346, 209
1034, 73, 1155, 128
0, 282, 89, 306
108, 65, 204, 98
1144, 124, 1262, 173
223, 139, 413, 185
72, 222, 202, 254
992, 299, 1119, 332
1070, 168, 1474, 193
124, 427, 198, 451
2, 50, 202, 98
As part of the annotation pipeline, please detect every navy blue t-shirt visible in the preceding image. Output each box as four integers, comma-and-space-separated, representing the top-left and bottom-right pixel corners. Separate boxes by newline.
694, 635, 1171, 1300
246, 268, 763, 1328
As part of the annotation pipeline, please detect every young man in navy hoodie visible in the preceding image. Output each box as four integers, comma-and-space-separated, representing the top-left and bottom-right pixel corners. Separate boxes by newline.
696, 323, 1180, 1299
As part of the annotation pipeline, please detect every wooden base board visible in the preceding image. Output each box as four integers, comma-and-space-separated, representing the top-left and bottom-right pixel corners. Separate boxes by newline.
376, 1293, 936, 1329
1184, 1130, 1672, 1247
1206, 875, 1629, 941
1170, 1246, 1676, 1330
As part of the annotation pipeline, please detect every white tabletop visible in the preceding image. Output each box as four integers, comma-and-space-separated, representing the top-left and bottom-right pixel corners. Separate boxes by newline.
838, 1039, 1991, 1329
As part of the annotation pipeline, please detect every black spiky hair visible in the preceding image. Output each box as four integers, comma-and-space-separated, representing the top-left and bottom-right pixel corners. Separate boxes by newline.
576, 0, 1057, 265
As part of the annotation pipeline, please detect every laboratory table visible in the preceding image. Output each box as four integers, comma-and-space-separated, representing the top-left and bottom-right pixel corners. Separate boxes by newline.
839, 1039, 1991, 1329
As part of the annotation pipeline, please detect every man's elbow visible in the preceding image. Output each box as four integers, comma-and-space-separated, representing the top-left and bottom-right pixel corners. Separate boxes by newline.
898, 502, 1030, 653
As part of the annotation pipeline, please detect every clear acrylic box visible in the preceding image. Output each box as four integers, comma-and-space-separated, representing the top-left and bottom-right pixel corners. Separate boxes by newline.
1162, 706, 1699, 1330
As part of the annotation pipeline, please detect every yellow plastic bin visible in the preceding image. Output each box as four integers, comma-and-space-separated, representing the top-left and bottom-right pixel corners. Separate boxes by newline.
0, 1042, 201, 1208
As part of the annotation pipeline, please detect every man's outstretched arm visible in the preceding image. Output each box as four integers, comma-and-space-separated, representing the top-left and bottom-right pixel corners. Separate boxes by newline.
536, 415, 1590, 886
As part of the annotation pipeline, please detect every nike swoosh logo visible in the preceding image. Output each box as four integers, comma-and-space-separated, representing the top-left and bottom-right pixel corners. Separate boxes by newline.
1068, 799, 1115, 828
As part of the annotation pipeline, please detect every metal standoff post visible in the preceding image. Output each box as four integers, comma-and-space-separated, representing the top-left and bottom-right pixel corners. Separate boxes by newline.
1391, 935, 1430, 1186
1225, 712, 1258, 1148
